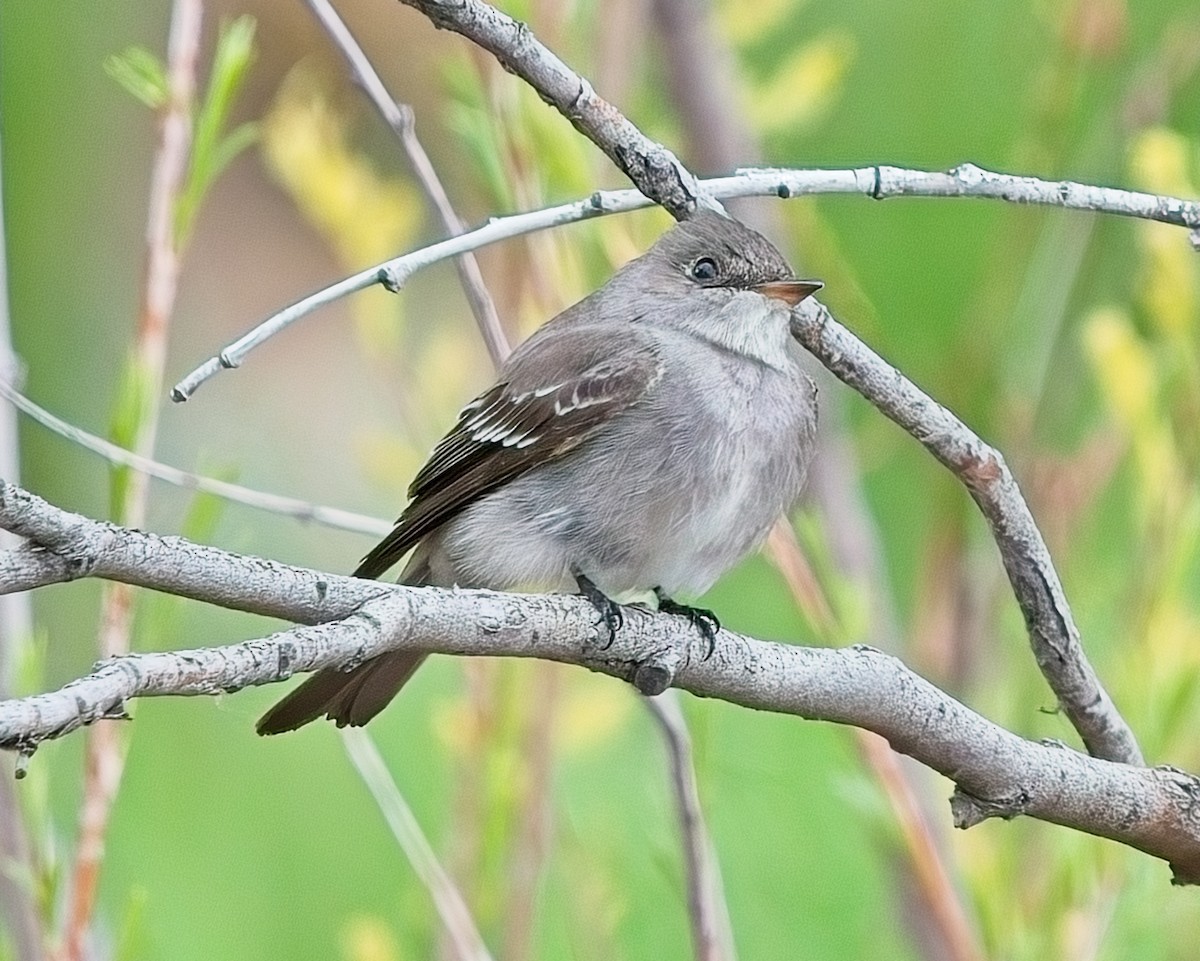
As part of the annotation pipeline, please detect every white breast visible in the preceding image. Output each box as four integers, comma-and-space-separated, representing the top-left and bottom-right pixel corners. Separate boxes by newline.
641, 360, 815, 597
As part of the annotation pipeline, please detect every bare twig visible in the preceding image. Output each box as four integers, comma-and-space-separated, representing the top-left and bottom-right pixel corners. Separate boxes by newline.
857, 732, 986, 961
645, 691, 735, 961
60, 3, 201, 957
171, 163, 1200, 401
1, 482, 1198, 883
0, 379, 390, 538
0, 122, 47, 961
341, 729, 494, 961
303, 0, 509, 365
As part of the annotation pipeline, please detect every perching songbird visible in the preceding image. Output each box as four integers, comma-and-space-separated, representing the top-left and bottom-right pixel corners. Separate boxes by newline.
257, 210, 821, 735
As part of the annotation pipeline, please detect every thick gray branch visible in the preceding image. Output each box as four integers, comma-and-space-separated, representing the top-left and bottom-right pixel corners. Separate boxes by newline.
790, 301, 1142, 765
0, 483, 1196, 883
0, 482, 375, 623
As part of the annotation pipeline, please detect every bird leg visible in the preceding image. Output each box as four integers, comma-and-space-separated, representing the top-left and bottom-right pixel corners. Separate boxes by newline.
654, 588, 720, 656
573, 570, 624, 648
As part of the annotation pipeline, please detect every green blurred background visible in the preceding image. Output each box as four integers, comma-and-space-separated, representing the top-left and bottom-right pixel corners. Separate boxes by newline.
4, 0, 1200, 958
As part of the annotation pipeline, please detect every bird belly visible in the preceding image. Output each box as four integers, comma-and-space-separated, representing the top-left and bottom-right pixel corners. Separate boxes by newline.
437, 365, 816, 600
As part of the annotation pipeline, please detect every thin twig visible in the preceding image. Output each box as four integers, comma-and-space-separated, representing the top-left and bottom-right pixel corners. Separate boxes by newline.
0, 379, 390, 538
645, 691, 735, 961
171, 163, 1200, 401
1, 483, 1198, 882
341, 728, 494, 961
59, 2, 201, 958
0, 120, 47, 961
303, 0, 509, 365
856, 731, 986, 961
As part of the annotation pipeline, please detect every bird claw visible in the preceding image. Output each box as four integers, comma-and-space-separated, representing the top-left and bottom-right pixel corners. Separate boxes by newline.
575, 571, 624, 649
654, 588, 720, 657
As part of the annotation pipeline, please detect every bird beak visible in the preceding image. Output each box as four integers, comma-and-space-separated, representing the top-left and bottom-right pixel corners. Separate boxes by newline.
754, 279, 823, 306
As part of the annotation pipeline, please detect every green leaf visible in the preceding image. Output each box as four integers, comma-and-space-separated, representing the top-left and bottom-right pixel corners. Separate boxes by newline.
175, 16, 258, 247
206, 120, 258, 185
104, 46, 168, 108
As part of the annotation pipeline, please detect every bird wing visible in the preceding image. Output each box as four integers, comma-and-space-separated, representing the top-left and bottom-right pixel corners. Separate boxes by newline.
354, 325, 663, 579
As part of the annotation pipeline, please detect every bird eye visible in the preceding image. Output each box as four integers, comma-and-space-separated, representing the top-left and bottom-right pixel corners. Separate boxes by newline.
689, 257, 718, 282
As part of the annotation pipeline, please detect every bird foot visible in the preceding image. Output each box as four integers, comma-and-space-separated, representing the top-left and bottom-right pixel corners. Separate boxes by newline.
574, 571, 624, 648
654, 588, 720, 657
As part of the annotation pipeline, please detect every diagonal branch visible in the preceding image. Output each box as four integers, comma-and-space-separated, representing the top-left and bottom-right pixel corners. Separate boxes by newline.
790, 298, 1143, 764
397, 0, 707, 220
341, 729, 495, 961
645, 691, 736, 961
0, 482, 1197, 883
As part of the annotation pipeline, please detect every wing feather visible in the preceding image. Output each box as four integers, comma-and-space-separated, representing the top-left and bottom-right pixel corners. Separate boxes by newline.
354, 327, 662, 579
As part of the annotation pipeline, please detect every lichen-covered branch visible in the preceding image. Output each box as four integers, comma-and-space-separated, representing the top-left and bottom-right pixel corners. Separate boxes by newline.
0, 483, 1197, 883
789, 299, 1143, 765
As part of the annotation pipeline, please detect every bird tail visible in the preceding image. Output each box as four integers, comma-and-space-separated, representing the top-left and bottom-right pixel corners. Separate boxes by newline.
255, 551, 431, 736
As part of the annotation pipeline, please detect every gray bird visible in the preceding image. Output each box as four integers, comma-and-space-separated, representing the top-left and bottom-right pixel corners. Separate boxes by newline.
257, 210, 821, 735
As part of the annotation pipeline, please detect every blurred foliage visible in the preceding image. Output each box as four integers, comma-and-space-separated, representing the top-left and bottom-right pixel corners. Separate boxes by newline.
4, 0, 1200, 960
176, 16, 259, 248
262, 67, 419, 269
107, 14, 258, 525
104, 48, 170, 110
